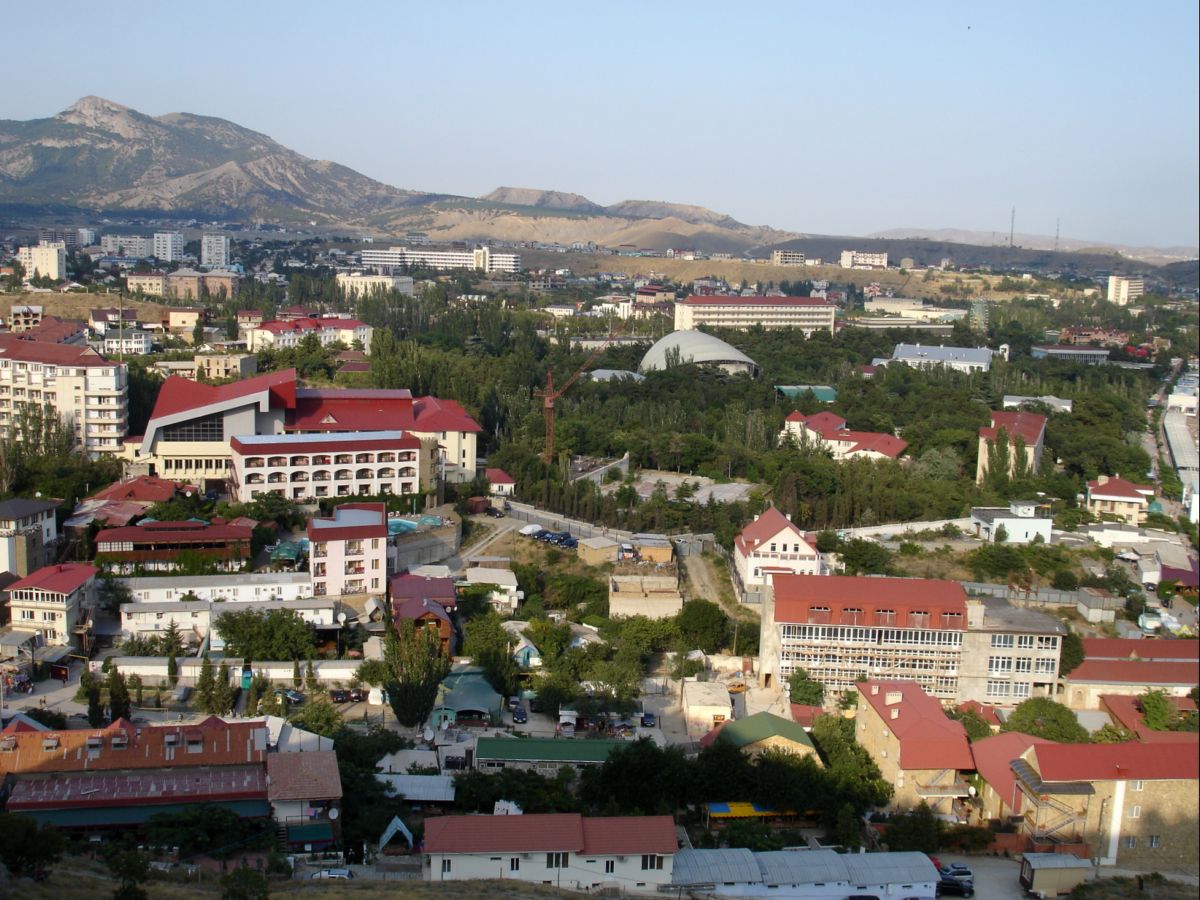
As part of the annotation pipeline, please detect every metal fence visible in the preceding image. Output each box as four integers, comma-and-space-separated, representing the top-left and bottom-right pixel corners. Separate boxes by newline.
960, 580, 1080, 607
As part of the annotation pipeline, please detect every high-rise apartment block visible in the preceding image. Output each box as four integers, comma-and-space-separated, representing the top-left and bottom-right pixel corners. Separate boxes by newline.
200, 234, 231, 268
770, 249, 806, 266
100, 235, 154, 257
154, 232, 185, 262
17, 243, 67, 281
361, 245, 520, 274
1107, 275, 1145, 306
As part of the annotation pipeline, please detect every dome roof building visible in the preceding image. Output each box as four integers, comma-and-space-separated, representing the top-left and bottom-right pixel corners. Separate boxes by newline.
638, 330, 759, 376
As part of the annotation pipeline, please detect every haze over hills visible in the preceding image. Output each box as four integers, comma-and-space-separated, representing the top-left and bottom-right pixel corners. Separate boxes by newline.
0, 98, 1193, 267
869, 227, 1198, 266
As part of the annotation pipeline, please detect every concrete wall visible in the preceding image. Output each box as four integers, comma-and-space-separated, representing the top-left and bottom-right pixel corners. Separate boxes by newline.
390, 521, 460, 572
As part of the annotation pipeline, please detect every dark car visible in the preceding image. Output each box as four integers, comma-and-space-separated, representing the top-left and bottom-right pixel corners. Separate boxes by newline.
329, 689, 350, 703
485, 506, 505, 518
512, 705, 528, 724
940, 864, 973, 882
277, 688, 305, 705
349, 687, 366, 703
506, 697, 521, 712
640, 711, 657, 728
528, 697, 544, 713
936, 876, 974, 897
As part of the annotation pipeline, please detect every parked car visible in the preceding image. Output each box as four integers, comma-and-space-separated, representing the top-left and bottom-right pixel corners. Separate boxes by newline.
485, 506, 505, 518
506, 696, 521, 712
329, 689, 350, 703
529, 697, 544, 713
640, 711, 657, 728
512, 705, 528, 724
940, 864, 973, 882
277, 688, 305, 705
936, 876, 974, 897
311, 868, 354, 880
559, 537, 578, 549
349, 687, 366, 703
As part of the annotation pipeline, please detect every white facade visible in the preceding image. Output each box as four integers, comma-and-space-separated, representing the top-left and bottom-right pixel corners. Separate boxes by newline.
1107, 275, 1145, 306
970, 501, 1053, 544
17, 243, 67, 281
674, 297, 836, 334
840, 250, 889, 269
733, 509, 822, 596
361, 245, 520, 274
200, 234, 231, 268
309, 505, 390, 598
889, 343, 996, 373
153, 232, 184, 262
101, 331, 153, 356
120, 572, 313, 604
0, 340, 128, 456
246, 318, 374, 352
5, 564, 97, 648
100, 235, 154, 257
0, 500, 58, 576
121, 597, 341, 647
230, 432, 423, 503
335, 272, 415, 297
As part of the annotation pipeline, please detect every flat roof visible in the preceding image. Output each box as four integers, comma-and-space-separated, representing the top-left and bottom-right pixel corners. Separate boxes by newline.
232, 430, 408, 445
978, 596, 1067, 634
120, 572, 311, 590
474, 737, 624, 763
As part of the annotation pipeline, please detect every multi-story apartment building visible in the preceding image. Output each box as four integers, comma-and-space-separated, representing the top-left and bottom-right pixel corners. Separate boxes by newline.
779, 410, 907, 460
308, 503, 388, 597
246, 317, 373, 352
101, 330, 153, 356
76, 228, 98, 247
1107, 275, 1145, 306
1030, 344, 1111, 365
153, 232, 184, 262
200, 233, 230, 268
230, 431, 424, 502
975, 410, 1047, 483
202, 270, 240, 299
361, 245, 520, 274
4, 563, 97, 648
0, 336, 128, 456
0, 498, 59, 577
855, 681, 974, 815
673, 296, 836, 334
957, 596, 1064, 705
125, 272, 167, 296
840, 250, 889, 269
7, 305, 44, 332
89, 308, 140, 333
17, 242, 67, 281
732, 507, 822, 603
100, 235, 154, 257
121, 571, 311, 605
38, 228, 80, 249
196, 353, 257, 381
335, 272, 415, 297
770, 249, 806, 266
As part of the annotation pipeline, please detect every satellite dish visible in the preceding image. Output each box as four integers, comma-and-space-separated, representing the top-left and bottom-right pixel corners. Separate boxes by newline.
423, 728, 435, 742
328, 808, 339, 820
440, 720, 450, 731
337, 612, 348, 624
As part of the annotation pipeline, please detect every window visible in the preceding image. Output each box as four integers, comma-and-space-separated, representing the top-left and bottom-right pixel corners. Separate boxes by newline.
161, 411, 224, 442
1035, 658, 1057, 674
986, 680, 1012, 698
441, 859, 452, 874
988, 656, 1013, 674
1131, 780, 1145, 792
1124, 836, 1137, 850
1015, 658, 1032, 673
1129, 805, 1141, 819
1038, 636, 1059, 650
1148, 835, 1161, 849
991, 634, 1014, 648
641, 855, 664, 871
1012, 682, 1031, 699
1017, 635, 1035, 649
546, 852, 568, 869
605, 860, 615, 874
510, 858, 520, 872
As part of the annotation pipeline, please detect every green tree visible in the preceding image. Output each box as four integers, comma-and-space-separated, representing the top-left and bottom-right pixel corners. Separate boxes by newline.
129, 673, 144, 707
385, 620, 451, 727
834, 803, 863, 850
214, 608, 316, 660
161, 620, 186, 658
221, 867, 269, 900
948, 708, 993, 741
105, 842, 151, 900
884, 802, 944, 853
209, 661, 234, 714
721, 820, 785, 851
148, 805, 273, 859
1059, 630, 1085, 676
464, 610, 520, 696
167, 652, 179, 687
305, 656, 317, 695
193, 316, 206, 347
292, 659, 302, 688
107, 665, 132, 722
675, 599, 728, 653
289, 699, 343, 738
1140, 688, 1198, 732
0, 812, 66, 879
1002, 697, 1089, 742
1091, 723, 1137, 743
196, 654, 216, 711
787, 669, 825, 707
87, 678, 105, 727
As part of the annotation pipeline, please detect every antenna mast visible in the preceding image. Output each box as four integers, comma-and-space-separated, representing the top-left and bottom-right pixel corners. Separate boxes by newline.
1054, 218, 1060, 253
1009, 207, 1015, 249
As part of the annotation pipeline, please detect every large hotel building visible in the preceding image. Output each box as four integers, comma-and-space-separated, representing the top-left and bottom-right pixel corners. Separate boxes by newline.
673, 296, 836, 335
360, 245, 520, 274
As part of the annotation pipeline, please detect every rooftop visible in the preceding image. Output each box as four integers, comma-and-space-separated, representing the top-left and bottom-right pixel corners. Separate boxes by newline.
976, 596, 1067, 634
423, 813, 677, 855
307, 503, 388, 541
892, 343, 993, 365
0, 497, 58, 521
1031, 741, 1199, 783
1068, 658, 1199, 686
6, 765, 266, 812
772, 575, 968, 628
970, 731, 1053, 814
678, 294, 834, 307
265, 750, 342, 802
1082, 638, 1199, 661
857, 680, 974, 770
474, 737, 625, 763
979, 410, 1047, 446
700, 711, 815, 751
7, 563, 97, 596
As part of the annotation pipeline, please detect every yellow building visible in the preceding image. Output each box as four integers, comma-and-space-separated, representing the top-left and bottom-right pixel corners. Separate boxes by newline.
1086, 475, 1152, 526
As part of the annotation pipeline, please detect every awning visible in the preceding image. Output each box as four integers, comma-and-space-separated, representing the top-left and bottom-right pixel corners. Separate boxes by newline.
286, 822, 335, 846
705, 801, 797, 819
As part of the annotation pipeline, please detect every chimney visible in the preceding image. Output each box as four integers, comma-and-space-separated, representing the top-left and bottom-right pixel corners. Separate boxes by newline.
1097, 475, 1109, 485
785, 513, 791, 522
890, 708, 900, 720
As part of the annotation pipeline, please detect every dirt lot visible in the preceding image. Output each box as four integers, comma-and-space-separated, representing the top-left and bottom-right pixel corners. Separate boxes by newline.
600, 469, 760, 505
4, 291, 167, 323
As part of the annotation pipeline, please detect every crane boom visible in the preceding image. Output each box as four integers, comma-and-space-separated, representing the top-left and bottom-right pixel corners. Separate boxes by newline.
536, 322, 628, 463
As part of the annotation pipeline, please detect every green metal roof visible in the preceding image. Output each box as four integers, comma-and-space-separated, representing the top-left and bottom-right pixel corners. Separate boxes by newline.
14, 800, 270, 828
287, 822, 335, 843
715, 712, 815, 750
776, 385, 838, 402
475, 737, 625, 763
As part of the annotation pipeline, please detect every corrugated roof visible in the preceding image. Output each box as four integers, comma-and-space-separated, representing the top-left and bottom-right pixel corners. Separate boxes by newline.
1068, 659, 1198, 686
979, 410, 1047, 446
773, 575, 967, 628
1032, 741, 1199, 783
1082, 638, 1199, 662
701, 711, 815, 751
970, 732, 1053, 814
672, 848, 761, 885
581, 815, 677, 855
424, 813, 584, 853
375, 774, 456, 803
7, 563, 96, 596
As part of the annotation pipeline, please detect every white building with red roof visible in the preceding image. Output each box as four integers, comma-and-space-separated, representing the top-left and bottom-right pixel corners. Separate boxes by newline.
422, 813, 677, 889
307, 503, 388, 598
0, 334, 128, 457
674, 294, 835, 334
855, 680, 974, 814
485, 467, 515, 497
975, 411, 1047, 483
133, 368, 482, 485
246, 316, 373, 352
4, 563, 97, 649
779, 411, 907, 461
1086, 474, 1155, 526
732, 507, 822, 602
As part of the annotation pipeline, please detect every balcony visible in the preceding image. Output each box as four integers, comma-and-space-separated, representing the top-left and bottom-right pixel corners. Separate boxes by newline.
345, 542, 363, 556
290, 472, 309, 482
334, 454, 352, 465
343, 564, 365, 576
312, 544, 327, 558
355, 453, 373, 464
245, 458, 265, 468
312, 471, 330, 482
399, 466, 417, 478
267, 457, 286, 468
378, 468, 395, 479
290, 456, 310, 467
312, 455, 331, 466
376, 453, 396, 463
267, 473, 286, 484
355, 468, 372, 480
245, 473, 264, 485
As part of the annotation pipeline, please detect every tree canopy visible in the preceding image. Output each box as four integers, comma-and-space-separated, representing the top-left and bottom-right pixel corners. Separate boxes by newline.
1001, 697, 1090, 742
213, 608, 316, 660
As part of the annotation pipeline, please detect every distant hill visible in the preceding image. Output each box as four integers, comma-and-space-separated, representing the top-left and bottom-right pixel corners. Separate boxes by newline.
480, 187, 605, 213
869, 227, 1197, 266
0, 96, 433, 223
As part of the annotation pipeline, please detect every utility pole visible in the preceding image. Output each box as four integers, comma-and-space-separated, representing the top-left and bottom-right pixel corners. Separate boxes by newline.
1054, 218, 1060, 253
1009, 207, 1015, 249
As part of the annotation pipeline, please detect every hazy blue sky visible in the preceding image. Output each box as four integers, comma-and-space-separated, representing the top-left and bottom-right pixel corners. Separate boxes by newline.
5, 1, 1198, 247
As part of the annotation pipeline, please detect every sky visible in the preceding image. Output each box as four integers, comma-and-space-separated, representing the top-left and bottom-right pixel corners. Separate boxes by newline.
4, 1, 1199, 248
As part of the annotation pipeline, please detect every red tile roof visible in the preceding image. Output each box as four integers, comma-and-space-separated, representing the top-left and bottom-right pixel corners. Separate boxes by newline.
0, 334, 117, 367
150, 368, 297, 419
423, 814, 677, 855
734, 507, 814, 558
1099, 693, 1200, 744
7, 563, 96, 595
96, 521, 253, 545
772, 575, 968, 628
265, 750, 342, 802
485, 467, 515, 485
857, 681, 974, 770
679, 295, 834, 307
1086, 476, 1153, 502
979, 411, 1047, 446
90, 475, 183, 503
230, 433, 420, 455
255, 317, 369, 334
287, 389, 480, 435
393, 596, 452, 626
1068, 659, 1199, 686
971, 732, 1054, 813
1083, 638, 1199, 662
784, 411, 907, 458
956, 700, 1002, 727
26, 316, 88, 343
6, 765, 267, 813
789, 704, 825, 728
1031, 741, 1200, 783
390, 573, 457, 605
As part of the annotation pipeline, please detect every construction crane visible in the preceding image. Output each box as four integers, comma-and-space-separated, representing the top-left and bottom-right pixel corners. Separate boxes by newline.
536, 322, 628, 464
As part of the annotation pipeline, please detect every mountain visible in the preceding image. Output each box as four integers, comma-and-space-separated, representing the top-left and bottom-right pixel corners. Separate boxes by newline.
868, 227, 1198, 266
480, 187, 605, 214
0, 96, 432, 222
